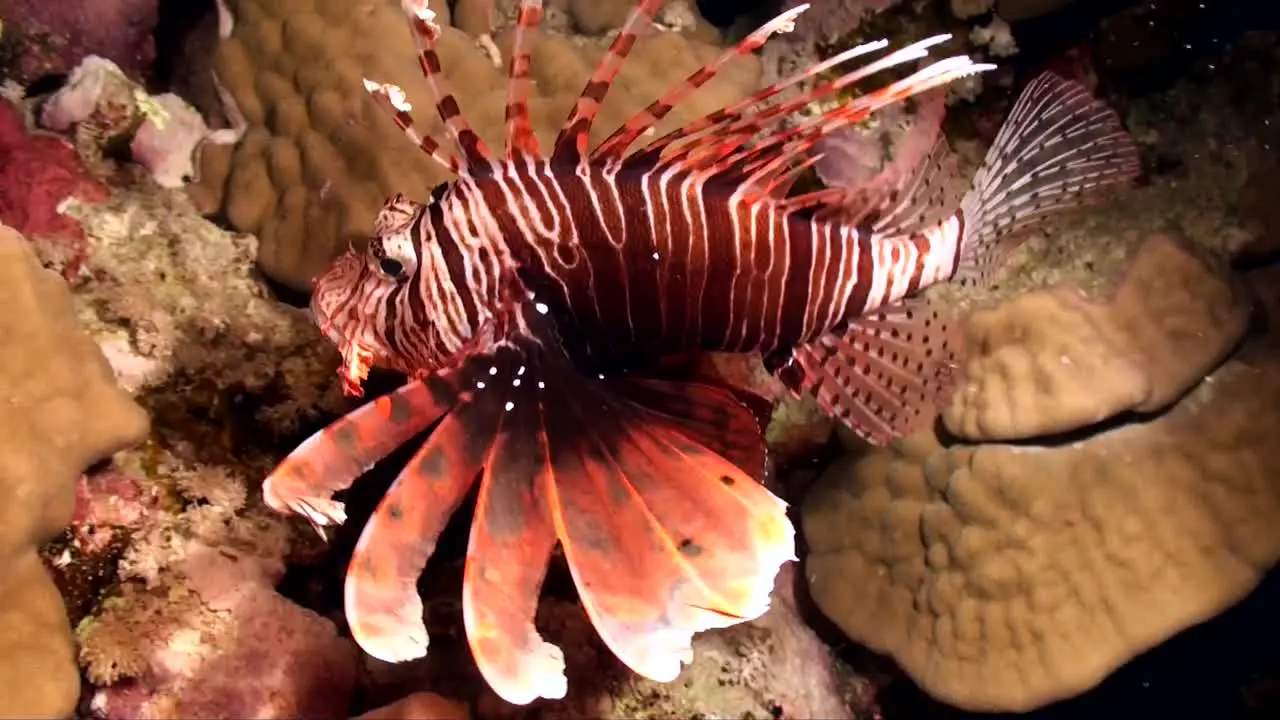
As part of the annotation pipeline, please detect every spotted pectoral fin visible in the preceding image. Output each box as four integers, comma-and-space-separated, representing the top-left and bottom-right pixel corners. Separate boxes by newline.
541, 383, 796, 683
344, 373, 501, 663
777, 299, 963, 446
263, 376, 459, 529
463, 389, 565, 705
610, 377, 767, 482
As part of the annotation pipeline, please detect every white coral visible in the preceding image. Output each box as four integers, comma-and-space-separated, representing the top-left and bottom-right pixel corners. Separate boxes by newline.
131, 94, 213, 188
949, 0, 995, 19
970, 16, 1018, 57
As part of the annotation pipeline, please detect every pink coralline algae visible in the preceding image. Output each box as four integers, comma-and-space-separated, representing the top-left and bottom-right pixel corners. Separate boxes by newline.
0, 0, 159, 83
0, 98, 108, 278
70, 470, 156, 556
86, 543, 359, 720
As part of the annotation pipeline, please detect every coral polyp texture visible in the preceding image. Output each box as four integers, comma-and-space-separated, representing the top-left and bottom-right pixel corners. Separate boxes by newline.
0, 98, 110, 278
802, 233, 1280, 712
0, 0, 160, 83
0, 224, 150, 718
192, 0, 758, 291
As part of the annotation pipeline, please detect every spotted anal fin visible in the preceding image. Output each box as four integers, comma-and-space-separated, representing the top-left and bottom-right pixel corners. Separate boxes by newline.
955, 72, 1141, 287
777, 300, 963, 446
549, 0, 665, 166
503, 0, 545, 160
539, 375, 796, 684
262, 376, 459, 532
344, 363, 500, 663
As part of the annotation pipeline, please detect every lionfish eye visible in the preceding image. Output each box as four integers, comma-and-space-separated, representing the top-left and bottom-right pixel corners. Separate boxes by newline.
378, 257, 406, 278
370, 235, 415, 282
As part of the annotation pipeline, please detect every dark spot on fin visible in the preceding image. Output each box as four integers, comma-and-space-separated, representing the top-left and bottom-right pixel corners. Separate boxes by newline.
678, 538, 703, 557
776, 299, 964, 446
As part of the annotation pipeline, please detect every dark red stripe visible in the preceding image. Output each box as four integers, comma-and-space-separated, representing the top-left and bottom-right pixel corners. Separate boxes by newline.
774, 214, 815, 350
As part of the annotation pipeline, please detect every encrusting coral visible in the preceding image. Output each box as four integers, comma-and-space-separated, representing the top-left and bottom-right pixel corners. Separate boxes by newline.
49, 173, 361, 718
802, 232, 1280, 712
0, 96, 109, 279
943, 233, 1249, 441
0, 223, 150, 718
0, 0, 160, 83
40, 55, 224, 190
189, 0, 760, 291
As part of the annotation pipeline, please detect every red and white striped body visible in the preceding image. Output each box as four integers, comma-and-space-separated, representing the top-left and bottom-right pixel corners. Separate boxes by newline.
274, 0, 1141, 707
376, 161, 965, 375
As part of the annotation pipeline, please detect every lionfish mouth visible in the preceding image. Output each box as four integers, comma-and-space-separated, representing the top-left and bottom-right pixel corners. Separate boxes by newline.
337, 339, 376, 397
317, 319, 376, 397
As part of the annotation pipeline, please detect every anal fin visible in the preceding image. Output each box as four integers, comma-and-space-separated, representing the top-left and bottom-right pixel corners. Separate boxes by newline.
777, 300, 963, 446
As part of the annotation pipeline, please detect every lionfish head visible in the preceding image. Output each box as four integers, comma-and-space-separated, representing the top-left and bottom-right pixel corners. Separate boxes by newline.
310, 193, 435, 394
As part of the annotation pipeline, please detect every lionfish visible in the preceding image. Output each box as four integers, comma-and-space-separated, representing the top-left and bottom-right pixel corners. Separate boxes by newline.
263, 0, 1140, 705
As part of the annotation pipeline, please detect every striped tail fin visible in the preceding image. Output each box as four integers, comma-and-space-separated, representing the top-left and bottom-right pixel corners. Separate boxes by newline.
955, 72, 1143, 286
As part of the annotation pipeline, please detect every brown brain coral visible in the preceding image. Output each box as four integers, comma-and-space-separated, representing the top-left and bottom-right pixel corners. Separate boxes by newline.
193, 0, 758, 291
801, 232, 1280, 712
943, 235, 1249, 441
0, 224, 150, 718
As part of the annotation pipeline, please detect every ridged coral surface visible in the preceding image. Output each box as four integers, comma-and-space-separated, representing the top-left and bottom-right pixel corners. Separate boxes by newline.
191, 0, 757, 290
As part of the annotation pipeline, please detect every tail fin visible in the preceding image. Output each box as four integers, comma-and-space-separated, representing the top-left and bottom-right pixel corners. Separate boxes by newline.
955, 72, 1142, 286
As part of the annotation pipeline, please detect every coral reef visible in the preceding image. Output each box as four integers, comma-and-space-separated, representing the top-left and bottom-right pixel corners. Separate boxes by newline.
46, 176, 359, 716
944, 234, 1247, 441
0, 97, 108, 278
0, 0, 1270, 717
0, 0, 159, 83
186, 0, 758, 291
0, 223, 150, 718
84, 531, 357, 719
803, 232, 1280, 712
40, 55, 223, 189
